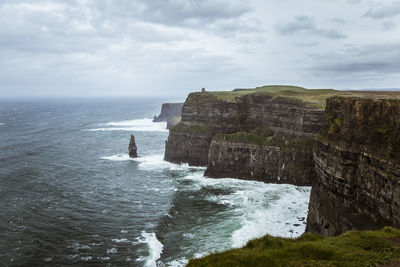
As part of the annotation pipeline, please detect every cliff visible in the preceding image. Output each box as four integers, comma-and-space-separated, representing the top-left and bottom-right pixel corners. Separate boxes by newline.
205, 133, 316, 186
165, 86, 333, 183
153, 102, 183, 129
165, 86, 326, 170
307, 96, 400, 236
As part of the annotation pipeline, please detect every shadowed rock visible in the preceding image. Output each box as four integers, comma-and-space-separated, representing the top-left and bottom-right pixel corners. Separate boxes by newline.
129, 135, 138, 158
306, 96, 400, 236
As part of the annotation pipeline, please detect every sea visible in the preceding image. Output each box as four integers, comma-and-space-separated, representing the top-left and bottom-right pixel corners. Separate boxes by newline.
0, 98, 311, 266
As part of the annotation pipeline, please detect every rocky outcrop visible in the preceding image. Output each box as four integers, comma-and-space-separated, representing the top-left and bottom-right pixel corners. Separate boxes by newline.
306, 96, 400, 236
153, 103, 183, 129
129, 135, 138, 158
205, 134, 316, 186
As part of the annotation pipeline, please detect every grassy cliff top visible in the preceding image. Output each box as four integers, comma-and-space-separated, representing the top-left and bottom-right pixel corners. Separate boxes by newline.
188, 227, 400, 267
188, 85, 400, 109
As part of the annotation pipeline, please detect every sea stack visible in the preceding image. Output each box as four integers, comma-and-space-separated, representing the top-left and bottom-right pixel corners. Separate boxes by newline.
128, 135, 138, 158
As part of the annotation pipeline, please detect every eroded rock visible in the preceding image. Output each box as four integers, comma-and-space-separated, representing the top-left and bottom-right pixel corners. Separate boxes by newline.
129, 135, 138, 158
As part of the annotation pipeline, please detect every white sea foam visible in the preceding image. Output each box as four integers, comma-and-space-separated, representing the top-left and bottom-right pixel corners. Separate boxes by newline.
229, 183, 310, 247
86, 118, 167, 132
135, 155, 205, 172
136, 231, 164, 267
106, 248, 118, 254
100, 154, 133, 161
101, 153, 206, 172
166, 258, 188, 267
182, 174, 310, 249
111, 238, 129, 243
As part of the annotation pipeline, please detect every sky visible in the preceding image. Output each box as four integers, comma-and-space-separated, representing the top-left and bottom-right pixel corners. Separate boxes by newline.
0, 0, 400, 98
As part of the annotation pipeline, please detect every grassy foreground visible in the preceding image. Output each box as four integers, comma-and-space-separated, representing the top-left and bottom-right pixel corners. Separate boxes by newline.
187, 227, 400, 267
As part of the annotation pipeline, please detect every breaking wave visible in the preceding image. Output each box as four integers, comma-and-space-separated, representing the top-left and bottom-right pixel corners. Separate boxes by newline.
86, 118, 167, 132
136, 232, 164, 267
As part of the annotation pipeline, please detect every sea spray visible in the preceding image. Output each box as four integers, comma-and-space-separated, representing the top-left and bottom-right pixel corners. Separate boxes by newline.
101, 154, 205, 172
136, 232, 164, 267
86, 118, 167, 132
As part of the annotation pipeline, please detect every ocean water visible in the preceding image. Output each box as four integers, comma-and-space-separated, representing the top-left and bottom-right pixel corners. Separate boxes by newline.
0, 98, 311, 266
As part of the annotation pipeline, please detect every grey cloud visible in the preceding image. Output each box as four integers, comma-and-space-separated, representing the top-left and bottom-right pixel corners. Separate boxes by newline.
382, 21, 396, 31
364, 2, 400, 20
329, 18, 346, 24
87, 0, 251, 30
347, 0, 362, 4
275, 16, 346, 39
140, 0, 251, 26
311, 43, 400, 75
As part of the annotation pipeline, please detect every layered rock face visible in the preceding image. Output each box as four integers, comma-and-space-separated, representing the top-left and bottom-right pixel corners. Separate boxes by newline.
153, 103, 183, 129
164, 124, 213, 166
205, 135, 316, 186
164, 90, 325, 179
307, 96, 400, 236
179, 93, 324, 136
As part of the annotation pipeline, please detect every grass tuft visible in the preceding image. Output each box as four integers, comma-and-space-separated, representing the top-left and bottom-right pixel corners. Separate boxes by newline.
187, 227, 400, 267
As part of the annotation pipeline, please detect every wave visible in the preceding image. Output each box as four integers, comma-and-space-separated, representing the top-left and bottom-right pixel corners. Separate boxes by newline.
136, 232, 163, 267
101, 154, 206, 172
134, 155, 205, 172
100, 154, 134, 161
0, 123, 4, 126
86, 118, 167, 132
180, 174, 310, 248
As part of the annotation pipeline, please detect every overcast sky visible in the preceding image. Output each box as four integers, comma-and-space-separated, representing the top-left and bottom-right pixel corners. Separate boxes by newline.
1, 0, 400, 98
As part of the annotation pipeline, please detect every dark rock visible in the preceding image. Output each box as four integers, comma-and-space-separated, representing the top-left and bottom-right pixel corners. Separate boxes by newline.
128, 135, 138, 158
204, 135, 316, 186
293, 224, 301, 227
306, 96, 400, 236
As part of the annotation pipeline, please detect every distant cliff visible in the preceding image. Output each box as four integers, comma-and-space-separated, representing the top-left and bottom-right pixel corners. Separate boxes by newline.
307, 96, 400, 236
153, 103, 183, 129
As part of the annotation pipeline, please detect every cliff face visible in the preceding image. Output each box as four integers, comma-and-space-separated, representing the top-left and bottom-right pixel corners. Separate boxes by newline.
205, 134, 316, 186
164, 124, 213, 166
165, 88, 325, 177
180, 92, 324, 136
307, 96, 400, 236
153, 103, 183, 129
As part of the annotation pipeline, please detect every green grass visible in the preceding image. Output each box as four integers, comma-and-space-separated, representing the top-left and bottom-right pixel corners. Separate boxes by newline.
214, 132, 315, 150
187, 85, 400, 109
170, 122, 211, 134
187, 227, 400, 267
